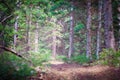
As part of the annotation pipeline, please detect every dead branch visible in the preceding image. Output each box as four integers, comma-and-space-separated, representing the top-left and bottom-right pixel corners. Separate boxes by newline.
0, 45, 22, 57
0, 14, 13, 23
0, 45, 35, 66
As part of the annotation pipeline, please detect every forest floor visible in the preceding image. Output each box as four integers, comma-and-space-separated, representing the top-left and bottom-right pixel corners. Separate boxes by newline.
29, 61, 120, 80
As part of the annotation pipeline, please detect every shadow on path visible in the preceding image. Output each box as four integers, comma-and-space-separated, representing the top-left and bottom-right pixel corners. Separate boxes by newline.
29, 63, 120, 80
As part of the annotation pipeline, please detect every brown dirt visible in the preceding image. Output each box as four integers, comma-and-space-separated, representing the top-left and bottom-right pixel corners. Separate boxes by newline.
28, 62, 120, 80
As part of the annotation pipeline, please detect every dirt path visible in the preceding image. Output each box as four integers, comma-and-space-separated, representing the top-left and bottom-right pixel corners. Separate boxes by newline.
29, 62, 120, 80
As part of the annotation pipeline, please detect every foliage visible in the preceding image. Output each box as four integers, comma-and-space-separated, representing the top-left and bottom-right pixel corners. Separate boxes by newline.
56, 55, 68, 61
1, 1, 120, 79
71, 54, 89, 64
29, 52, 51, 66
74, 23, 85, 32
99, 49, 120, 67
1, 26, 14, 46
0, 52, 35, 80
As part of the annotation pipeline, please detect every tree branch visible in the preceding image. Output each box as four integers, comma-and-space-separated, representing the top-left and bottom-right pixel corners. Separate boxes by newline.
0, 45, 34, 66
0, 14, 13, 23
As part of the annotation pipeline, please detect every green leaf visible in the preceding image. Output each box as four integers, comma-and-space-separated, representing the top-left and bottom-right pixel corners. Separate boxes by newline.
74, 23, 84, 32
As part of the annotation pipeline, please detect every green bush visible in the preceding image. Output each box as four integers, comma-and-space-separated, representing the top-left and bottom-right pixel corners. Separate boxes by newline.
71, 54, 89, 64
0, 52, 35, 80
56, 55, 68, 61
99, 49, 120, 67
29, 52, 51, 66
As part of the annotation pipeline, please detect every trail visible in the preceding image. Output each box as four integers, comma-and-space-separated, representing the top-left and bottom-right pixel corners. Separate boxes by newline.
28, 61, 120, 80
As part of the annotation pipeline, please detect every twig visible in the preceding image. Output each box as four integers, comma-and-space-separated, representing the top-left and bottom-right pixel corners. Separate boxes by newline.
0, 14, 13, 23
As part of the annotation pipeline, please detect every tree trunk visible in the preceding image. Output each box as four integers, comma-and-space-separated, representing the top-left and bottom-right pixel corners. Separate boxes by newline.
86, 0, 92, 59
52, 29, 57, 58
14, 16, 19, 49
96, 0, 102, 59
112, 1, 120, 50
35, 22, 39, 52
14, 0, 20, 50
26, 8, 31, 52
103, 0, 115, 49
68, 4, 74, 59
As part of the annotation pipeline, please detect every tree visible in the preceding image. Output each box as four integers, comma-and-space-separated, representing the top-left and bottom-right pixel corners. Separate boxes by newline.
14, 16, 19, 49
52, 23, 57, 57
103, 0, 115, 49
86, 0, 92, 59
96, 0, 102, 59
35, 22, 39, 52
68, 2, 74, 59
114, 0, 120, 50
26, 6, 32, 52
14, 0, 20, 50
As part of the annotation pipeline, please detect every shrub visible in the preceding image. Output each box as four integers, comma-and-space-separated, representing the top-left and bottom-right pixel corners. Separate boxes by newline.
56, 55, 68, 61
0, 52, 35, 80
29, 52, 51, 66
99, 49, 120, 67
71, 54, 89, 64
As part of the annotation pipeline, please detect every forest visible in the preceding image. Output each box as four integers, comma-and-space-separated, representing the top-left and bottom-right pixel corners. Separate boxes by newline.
0, 0, 120, 80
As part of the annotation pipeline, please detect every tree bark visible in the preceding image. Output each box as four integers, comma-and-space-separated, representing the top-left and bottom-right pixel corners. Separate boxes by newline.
52, 30, 57, 58
68, 4, 74, 59
13, 0, 20, 50
14, 16, 19, 49
26, 8, 31, 52
51, 18, 57, 58
86, 0, 92, 59
96, 0, 102, 59
35, 22, 39, 52
103, 0, 115, 49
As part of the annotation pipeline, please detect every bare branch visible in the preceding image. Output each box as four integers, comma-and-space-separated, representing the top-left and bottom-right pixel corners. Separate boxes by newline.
0, 14, 13, 23
0, 45, 35, 66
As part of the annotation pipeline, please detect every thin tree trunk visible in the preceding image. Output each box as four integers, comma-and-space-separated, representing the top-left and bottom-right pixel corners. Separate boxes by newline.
26, 17, 30, 51
26, 8, 31, 52
86, 0, 92, 59
117, 7, 120, 49
96, 0, 102, 59
118, 20, 120, 49
14, 16, 19, 49
68, 5, 74, 59
51, 18, 57, 58
14, 0, 20, 50
52, 31, 57, 58
103, 0, 115, 49
35, 22, 39, 52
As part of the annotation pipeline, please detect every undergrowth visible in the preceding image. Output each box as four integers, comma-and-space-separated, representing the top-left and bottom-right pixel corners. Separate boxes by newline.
71, 54, 89, 64
0, 52, 36, 80
98, 49, 120, 67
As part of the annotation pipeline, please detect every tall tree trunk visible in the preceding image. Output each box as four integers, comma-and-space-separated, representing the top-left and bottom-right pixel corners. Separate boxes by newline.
35, 22, 39, 52
96, 0, 102, 59
26, 9, 31, 52
51, 18, 57, 58
52, 29, 57, 58
68, 4, 74, 59
86, 0, 92, 59
103, 0, 115, 49
118, 29, 120, 49
112, 1, 119, 50
14, 16, 19, 49
14, 0, 20, 50
86, 0, 91, 58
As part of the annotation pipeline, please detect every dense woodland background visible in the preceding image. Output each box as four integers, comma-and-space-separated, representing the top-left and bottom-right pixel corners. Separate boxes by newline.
0, 0, 120, 80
